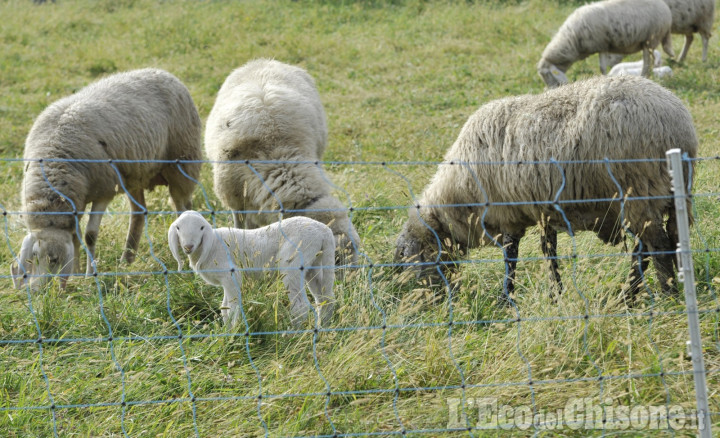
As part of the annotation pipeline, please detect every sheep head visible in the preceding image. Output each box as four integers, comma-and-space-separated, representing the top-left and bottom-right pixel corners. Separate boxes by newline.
394, 209, 453, 283
168, 210, 213, 270
537, 60, 569, 88
11, 230, 74, 290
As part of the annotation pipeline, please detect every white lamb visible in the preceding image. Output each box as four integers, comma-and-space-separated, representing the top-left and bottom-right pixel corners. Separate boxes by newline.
205, 59, 360, 268
168, 211, 336, 328
538, 0, 674, 87
608, 50, 672, 77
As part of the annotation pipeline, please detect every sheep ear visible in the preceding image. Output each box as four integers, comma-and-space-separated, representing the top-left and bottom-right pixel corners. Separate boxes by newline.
167, 224, 184, 270
11, 233, 36, 289
196, 219, 215, 265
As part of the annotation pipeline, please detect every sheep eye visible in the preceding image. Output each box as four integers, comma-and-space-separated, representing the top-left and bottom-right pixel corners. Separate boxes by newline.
176, 226, 179, 230
200, 226, 204, 231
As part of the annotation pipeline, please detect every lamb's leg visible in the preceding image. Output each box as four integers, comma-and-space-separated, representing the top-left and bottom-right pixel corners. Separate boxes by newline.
701, 33, 709, 62
84, 200, 109, 274
121, 189, 146, 264
72, 232, 81, 274
678, 34, 694, 63
541, 227, 563, 300
500, 234, 521, 305
307, 256, 336, 327
220, 274, 242, 328
666, 211, 679, 272
283, 270, 312, 327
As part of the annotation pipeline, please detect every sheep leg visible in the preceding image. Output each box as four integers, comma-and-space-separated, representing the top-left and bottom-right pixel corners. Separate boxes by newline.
678, 34, 694, 63
641, 48, 652, 77
599, 52, 624, 74
625, 242, 650, 301
500, 233, 521, 305
666, 212, 679, 272
645, 224, 677, 295
84, 200, 109, 274
72, 232, 81, 274
701, 34, 709, 62
541, 227, 563, 300
220, 274, 242, 328
283, 270, 312, 327
121, 189, 146, 264
307, 259, 336, 327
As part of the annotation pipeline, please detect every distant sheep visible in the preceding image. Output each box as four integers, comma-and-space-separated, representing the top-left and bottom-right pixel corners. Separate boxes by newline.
662, 0, 715, 62
205, 59, 360, 267
395, 75, 697, 303
168, 211, 336, 328
12, 68, 202, 290
538, 0, 674, 87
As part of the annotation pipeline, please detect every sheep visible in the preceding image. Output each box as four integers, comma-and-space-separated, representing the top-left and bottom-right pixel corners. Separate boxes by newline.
661, 0, 715, 62
538, 0, 675, 88
168, 211, 336, 328
11, 68, 202, 290
394, 75, 697, 303
609, 65, 673, 78
204, 59, 360, 268
608, 49, 673, 77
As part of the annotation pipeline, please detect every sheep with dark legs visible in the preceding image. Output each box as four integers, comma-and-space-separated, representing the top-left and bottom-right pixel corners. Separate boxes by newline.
395, 75, 697, 303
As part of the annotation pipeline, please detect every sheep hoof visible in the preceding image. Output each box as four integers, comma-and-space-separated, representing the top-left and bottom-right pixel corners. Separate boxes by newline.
121, 250, 136, 264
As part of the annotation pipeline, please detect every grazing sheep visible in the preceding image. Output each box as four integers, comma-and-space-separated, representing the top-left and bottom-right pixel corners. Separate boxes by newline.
538, 0, 675, 87
11, 68, 202, 290
168, 211, 336, 328
661, 0, 715, 62
205, 59, 360, 267
395, 75, 697, 303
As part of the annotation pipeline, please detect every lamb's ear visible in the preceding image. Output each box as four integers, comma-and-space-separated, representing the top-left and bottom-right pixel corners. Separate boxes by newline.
11, 233, 35, 289
196, 218, 215, 265
167, 223, 184, 270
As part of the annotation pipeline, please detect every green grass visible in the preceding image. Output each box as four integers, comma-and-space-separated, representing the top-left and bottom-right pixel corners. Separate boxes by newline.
1, 0, 719, 436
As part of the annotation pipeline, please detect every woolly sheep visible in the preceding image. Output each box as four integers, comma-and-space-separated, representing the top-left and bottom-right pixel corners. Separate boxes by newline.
168, 211, 336, 328
662, 0, 715, 62
395, 75, 697, 303
11, 68, 202, 290
204, 59, 360, 267
538, 0, 674, 88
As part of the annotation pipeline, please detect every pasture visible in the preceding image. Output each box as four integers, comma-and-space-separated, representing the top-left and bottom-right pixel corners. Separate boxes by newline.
1, 0, 719, 436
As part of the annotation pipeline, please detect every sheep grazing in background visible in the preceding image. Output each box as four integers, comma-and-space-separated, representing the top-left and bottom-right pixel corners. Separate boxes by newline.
661, 0, 715, 62
608, 49, 672, 77
395, 75, 697, 303
168, 211, 336, 328
205, 59, 360, 268
11, 68, 202, 290
538, 0, 674, 88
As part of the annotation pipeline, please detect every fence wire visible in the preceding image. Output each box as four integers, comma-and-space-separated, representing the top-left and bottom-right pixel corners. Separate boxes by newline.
1, 156, 718, 436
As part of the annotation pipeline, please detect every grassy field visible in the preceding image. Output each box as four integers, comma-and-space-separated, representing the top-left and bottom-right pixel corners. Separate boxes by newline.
1, 0, 719, 436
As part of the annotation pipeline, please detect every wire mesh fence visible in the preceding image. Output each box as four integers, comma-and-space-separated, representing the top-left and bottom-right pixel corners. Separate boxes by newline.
0, 155, 718, 436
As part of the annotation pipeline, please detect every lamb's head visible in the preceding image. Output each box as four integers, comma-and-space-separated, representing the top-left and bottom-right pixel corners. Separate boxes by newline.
11, 230, 74, 290
168, 210, 213, 270
537, 59, 569, 88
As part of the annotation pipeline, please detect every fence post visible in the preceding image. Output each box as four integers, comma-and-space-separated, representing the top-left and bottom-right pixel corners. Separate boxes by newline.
666, 148, 711, 437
